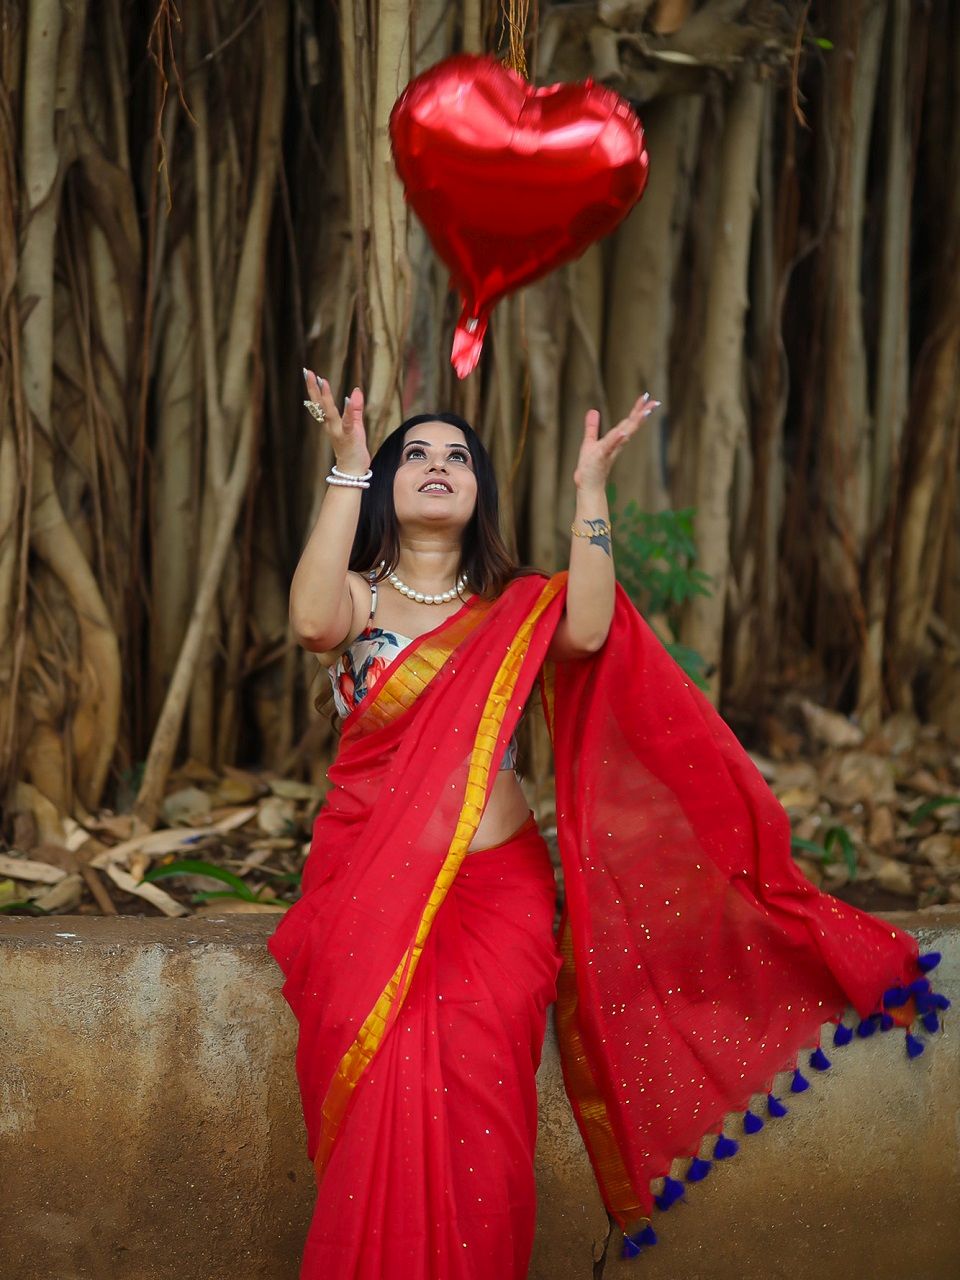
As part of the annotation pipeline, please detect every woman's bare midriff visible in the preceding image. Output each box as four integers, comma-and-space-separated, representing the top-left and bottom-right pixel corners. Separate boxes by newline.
467, 768, 532, 853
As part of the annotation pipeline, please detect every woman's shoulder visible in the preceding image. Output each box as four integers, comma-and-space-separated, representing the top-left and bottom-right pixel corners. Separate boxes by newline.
314, 571, 375, 668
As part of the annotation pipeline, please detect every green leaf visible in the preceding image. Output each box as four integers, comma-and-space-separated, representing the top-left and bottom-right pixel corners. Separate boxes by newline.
613, 502, 714, 647
907, 795, 960, 826
143, 857, 258, 900
823, 826, 858, 880
791, 836, 832, 864
255, 868, 302, 885
814, 36, 834, 50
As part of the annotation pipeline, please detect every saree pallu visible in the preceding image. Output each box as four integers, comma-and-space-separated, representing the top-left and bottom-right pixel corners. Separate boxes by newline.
544, 583, 945, 1253
268, 572, 945, 1274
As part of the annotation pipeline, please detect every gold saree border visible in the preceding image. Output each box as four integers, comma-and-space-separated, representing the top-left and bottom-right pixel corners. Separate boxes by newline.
542, 655, 646, 1228
346, 595, 494, 738
313, 575, 566, 1180
555, 914, 646, 1227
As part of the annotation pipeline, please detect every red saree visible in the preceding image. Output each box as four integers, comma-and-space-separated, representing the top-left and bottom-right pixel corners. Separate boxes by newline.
267, 572, 945, 1273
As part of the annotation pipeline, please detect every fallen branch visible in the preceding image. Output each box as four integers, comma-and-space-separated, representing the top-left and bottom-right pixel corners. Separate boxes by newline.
79, 864, 118, 915
133, 411, 258, 827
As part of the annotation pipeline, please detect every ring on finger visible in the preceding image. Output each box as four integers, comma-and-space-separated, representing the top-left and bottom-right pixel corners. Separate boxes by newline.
303, 400, 326, 423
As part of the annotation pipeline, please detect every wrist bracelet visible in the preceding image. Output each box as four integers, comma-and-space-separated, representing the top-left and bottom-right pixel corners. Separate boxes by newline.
571, 517, 612, 540
326, 474, 370, 489
331, 463, 373, 482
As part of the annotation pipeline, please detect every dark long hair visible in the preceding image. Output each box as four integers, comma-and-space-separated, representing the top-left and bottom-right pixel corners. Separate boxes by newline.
349, 412, 526, 599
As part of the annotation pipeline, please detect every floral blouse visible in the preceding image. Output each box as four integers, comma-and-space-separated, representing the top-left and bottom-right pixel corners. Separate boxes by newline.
328, 626, 519, 771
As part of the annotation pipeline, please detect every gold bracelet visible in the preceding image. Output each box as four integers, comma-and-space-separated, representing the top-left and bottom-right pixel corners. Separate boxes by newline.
570, 518, 612, 540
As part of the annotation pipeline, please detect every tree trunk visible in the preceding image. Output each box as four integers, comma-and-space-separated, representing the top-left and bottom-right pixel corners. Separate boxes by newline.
680, 70, 764, 701
856, 0, 913, 730
889, 8, 960, 711
604, 96, 698, 513
813, 0, 885, 645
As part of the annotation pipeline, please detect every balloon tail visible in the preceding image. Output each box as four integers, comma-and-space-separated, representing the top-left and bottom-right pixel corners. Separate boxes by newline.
451, 310, 489, 379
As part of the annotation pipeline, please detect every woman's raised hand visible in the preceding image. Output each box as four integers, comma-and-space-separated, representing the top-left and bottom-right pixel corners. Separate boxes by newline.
303, 370, 371, 475
573, 393, 660, 492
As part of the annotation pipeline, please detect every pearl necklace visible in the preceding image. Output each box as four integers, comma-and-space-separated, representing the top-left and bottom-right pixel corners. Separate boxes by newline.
385, 566, 467, 605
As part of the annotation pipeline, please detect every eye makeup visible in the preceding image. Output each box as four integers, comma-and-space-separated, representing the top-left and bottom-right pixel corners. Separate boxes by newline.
402, 442, 472, 465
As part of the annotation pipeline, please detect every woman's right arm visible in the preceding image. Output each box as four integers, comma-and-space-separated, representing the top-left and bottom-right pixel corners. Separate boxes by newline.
289, 374, 371, 653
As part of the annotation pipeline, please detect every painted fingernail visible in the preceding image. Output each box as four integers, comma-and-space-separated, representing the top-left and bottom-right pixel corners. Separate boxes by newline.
651, 399, 662, 407
302, 367, 310, 381
317, 376, 325, 390
642, 392, 650, 401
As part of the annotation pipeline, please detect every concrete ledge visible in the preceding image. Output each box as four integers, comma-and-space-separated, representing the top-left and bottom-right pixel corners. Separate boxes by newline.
1, 910, 958, 1279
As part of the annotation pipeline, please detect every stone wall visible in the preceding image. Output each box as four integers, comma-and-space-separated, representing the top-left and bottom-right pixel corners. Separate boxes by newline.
1, 910, 958, 1279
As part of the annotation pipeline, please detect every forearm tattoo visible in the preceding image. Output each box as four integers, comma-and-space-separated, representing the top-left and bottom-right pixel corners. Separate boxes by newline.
575, 517, 612, 556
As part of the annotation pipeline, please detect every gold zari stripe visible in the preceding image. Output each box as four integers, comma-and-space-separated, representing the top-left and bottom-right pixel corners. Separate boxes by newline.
349, 597, 494, 737
544, 650, 644, 1226
313, 576, 565, 1179
555, 913, 645, 1225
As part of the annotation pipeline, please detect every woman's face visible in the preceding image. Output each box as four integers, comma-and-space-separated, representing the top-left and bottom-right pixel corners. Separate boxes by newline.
393, 421, 478, 532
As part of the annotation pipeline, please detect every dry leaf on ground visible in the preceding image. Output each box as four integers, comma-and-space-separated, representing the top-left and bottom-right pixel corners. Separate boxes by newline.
103, 864, 190, 917
0, 854, 67, 884
799, 699, 865, 749
30, 874, 84, 913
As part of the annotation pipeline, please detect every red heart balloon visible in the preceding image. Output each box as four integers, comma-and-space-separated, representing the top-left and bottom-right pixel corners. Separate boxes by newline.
390, 54, 650, 378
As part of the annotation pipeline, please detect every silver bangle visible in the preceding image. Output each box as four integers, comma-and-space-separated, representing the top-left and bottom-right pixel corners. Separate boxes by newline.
331, 463, 373, 482
325, 474, 370, 489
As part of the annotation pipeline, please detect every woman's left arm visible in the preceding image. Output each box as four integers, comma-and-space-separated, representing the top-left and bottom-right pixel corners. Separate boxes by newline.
546, 394, 659, 661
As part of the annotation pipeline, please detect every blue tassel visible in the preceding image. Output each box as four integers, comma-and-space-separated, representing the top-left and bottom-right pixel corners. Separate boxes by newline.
906, 1032, 925, 1059
654, 1176, 685, 1211
767, 1093, 789, 1117
714, 1133, 739, 1159
880, 1013, 894, 1031
621, 1224, 658, 1258
922, 1011, 940, 1034
907, 977, 931, 996
933, 993, 952, 1011
915, 991, 934, 1014
918, 951, 942, 973
809, 1047, 831, 1071
833, 1022, 853, 1046
686, 1157, 711, 1182
790, 1069, 810, 1093
743, 1109, 764, 1134
883, 986, 908, 1008
857, 1017, 878, 1037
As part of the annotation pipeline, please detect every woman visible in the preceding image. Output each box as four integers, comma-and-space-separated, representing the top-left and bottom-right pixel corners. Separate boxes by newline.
268, 376, 944, 1279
